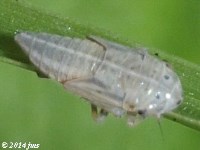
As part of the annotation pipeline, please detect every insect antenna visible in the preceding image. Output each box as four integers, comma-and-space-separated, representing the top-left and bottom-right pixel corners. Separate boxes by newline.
157, 118, 165, 141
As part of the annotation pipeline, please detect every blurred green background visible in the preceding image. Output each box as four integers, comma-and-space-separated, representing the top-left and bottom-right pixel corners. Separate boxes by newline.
0, 0, 199, 150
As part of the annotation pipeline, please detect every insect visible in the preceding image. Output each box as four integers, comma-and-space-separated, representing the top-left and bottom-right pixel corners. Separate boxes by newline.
15, 32, 183, 126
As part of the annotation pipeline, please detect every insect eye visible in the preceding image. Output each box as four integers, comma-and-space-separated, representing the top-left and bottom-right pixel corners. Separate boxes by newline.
164, 74, 170, 80
155, 92, 161, 100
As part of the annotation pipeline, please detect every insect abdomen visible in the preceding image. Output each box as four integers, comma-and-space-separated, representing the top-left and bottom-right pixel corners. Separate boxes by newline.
15, 32, 106, 82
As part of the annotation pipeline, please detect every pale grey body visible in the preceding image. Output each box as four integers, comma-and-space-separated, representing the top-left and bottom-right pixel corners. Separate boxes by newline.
15, 32, 183, 125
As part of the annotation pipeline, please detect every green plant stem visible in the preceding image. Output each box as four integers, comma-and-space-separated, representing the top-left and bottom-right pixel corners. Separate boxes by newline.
0, 0, 200, 131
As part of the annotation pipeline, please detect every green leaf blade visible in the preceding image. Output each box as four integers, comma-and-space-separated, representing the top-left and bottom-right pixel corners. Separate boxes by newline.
0, 0, 200, 131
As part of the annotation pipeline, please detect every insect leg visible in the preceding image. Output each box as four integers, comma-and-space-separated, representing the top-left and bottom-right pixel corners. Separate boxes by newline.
86, 36, 107, 50
36, 70, 48, 78
100, 109, 108, 117
99, 108, 109, 121
91, 104, 98, 120
91, 104, 108, 122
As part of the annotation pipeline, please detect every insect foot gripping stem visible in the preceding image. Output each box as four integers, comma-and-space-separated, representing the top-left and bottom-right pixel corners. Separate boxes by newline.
126, 111, 144, 127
